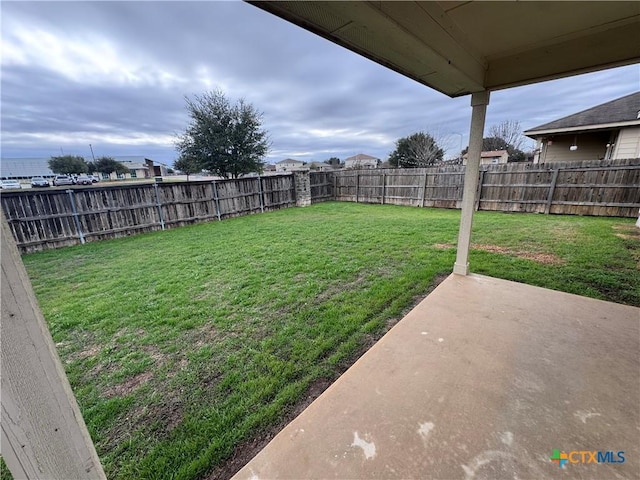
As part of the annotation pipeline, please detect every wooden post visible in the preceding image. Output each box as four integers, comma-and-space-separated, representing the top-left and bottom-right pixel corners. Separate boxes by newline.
66, 189, 85, 244
355, 174, 359, 203
152, 182, 165, 230
475, 169, 486, 211
545, 168, 560, 214
257, 176, 265, 213
1, 212, 106, 479
333, 173, 338, 200
381, 174, 386, 205
212, 180, 222, 221
421, 172, 428, 208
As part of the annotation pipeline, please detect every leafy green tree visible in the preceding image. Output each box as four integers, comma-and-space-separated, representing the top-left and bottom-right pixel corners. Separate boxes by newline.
175, 90, 269, 179
389, 132, 444, 167
324, 157, 341, 166
95, 157, 129, 177
48, 155, 88, 174
174, 156, 201, 181
86, 161, 97, 173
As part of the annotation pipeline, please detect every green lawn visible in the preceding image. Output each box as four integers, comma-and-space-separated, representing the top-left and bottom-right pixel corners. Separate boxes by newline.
4, 202, 639, 479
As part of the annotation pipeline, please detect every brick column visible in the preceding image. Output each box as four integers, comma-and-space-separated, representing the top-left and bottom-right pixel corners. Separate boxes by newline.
293, 170, 312, 207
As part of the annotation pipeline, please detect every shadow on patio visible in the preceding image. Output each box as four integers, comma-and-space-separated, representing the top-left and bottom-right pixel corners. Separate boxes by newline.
234, 273, 639, 479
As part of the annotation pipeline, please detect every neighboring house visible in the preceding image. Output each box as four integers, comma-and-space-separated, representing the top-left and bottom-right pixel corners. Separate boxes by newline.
524, 92, 640, 163
462, 150, 509, 166
98, 157, 150, 180
275, 159, 306, 172
344, 153, 380, 169
264, 164, 276, 172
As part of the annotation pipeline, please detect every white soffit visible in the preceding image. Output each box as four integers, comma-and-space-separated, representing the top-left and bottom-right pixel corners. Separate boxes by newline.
249, 1, 640, 97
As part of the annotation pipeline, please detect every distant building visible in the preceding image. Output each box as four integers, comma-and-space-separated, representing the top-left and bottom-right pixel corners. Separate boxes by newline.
264, 164, 277, 172
1, 158, 55, 179
462, 150, 509, 165
0, 155, 165, 180
309, 162, 334, 172
344, 153, 380, 169
525, 92, 640, 163
275, 159, 306, 172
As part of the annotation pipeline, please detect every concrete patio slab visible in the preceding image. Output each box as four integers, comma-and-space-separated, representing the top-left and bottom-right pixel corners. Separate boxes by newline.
233, 274, 639, 480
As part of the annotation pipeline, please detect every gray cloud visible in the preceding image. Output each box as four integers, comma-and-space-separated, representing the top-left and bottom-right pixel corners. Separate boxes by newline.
1, 1, 638, 166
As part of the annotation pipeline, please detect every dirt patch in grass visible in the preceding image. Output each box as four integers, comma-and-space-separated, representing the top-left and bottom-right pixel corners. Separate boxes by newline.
72, 345, 101, 360
142, 345, 167, 365
613, 223, 640, 240
314, 273, 366, 304
104, 371, 153, 398
613, 223, 640, 268
433, 243, 563, 265
474, 244, 564, 265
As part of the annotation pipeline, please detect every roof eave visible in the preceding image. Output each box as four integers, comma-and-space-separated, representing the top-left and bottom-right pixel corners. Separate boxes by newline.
524, 120, 640, 137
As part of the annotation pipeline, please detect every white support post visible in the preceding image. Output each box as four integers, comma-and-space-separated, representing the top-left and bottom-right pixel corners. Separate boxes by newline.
1, 212, 106, 479
454, 91, 490, 276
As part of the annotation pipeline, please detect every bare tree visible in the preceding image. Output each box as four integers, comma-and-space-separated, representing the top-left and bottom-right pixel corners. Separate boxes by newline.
488, 120, 524, 152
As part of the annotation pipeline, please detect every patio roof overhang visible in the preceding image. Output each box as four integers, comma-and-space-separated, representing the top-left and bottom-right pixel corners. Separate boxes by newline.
248, 1, 640, 98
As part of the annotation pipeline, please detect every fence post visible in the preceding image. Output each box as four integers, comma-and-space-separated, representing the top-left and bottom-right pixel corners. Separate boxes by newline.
475, 169, 486, 211
545, 168, 560, 214
66, 189, 85, 244
381, 174, 386, 205
333, 173, 338, 200
257, 176, 265, 213
355, 174, 359, 203
421, 172, 428, 208
153, 182, 166, 230
212, 180, 222, 221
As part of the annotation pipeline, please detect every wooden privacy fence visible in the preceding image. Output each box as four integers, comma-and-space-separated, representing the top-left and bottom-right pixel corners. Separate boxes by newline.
2, 161, 638, 252
1, 175, 296, 253
334, 159, 640, 217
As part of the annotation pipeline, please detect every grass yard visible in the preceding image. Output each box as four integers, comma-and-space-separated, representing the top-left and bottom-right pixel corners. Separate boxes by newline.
3, 202, 639, 479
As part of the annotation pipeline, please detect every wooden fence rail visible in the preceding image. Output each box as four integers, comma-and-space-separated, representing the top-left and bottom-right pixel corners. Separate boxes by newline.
1, 175, 296, 253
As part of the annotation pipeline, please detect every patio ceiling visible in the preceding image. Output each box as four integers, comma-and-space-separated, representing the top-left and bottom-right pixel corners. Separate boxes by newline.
249, 1, 640, 97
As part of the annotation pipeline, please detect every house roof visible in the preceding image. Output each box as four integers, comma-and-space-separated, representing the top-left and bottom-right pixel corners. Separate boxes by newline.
0, 158, 55, 178
249, 2, 640, 98
112, 156, 153, 163
345, 153, 379, 162
525, 92, 640, 136
121, 162, 149, 170
276, 158, 304, 164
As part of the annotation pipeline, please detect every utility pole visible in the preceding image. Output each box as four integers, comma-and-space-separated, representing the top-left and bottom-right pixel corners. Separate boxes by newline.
89, 144, 96, 161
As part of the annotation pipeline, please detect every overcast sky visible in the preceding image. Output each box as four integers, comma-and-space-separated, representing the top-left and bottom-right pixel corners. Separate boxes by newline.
2, 1, 639, 167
